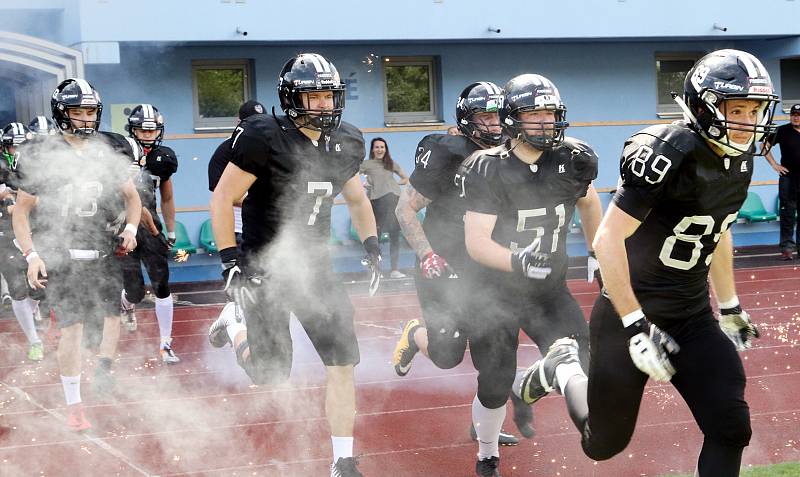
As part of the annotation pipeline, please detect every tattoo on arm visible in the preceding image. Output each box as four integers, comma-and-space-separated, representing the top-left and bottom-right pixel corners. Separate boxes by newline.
396, 184, 433, 259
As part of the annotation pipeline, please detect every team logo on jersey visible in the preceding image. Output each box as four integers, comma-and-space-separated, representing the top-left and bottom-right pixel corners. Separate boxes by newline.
335, 143, 341, 152
558, 164, 566, 173
740, 161, 748, 172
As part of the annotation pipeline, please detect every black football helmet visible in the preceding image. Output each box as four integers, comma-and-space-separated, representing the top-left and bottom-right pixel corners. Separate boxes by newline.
126, 104, 165, 149
278, 53, 345, 133
50, 78, 103, 137
2, 122, 31, 170
500, 74, 568, 150
456, 82, 503, 148
28, 116, 59, 136
679, 49, 779, 156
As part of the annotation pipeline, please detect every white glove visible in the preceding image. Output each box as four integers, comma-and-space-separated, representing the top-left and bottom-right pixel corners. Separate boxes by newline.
626, 316, 680, 382
718, 307, 759, 351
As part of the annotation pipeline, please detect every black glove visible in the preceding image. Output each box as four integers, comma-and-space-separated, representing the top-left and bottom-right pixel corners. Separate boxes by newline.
220, 247, 258, 307
511, 240, 552, 279
624, 316, 680, 382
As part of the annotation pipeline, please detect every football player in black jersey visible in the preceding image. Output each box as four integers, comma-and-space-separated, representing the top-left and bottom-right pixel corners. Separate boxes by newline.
207, 53, 378, 477
519, 49, 778, 477
120, 104, 180, 363
461, 74, 603, 477
12, 78, 142, 431
0, 122, 45, 362
392, 82, 522, 446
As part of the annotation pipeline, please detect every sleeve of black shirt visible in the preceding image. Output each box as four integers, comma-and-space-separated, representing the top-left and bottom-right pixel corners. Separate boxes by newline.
208, 138, 232, 191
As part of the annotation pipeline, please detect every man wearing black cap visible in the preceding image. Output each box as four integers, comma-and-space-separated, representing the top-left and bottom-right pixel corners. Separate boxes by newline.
765, 104, 800, 259
208, 100, 266, 246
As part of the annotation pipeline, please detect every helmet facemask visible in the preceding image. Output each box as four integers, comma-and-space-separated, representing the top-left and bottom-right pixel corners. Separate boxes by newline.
61, 106, 102, 138
285, 87, 345, 134
692, 92, 778, 156
505, 104, 568, 150
460, 110, 503, 148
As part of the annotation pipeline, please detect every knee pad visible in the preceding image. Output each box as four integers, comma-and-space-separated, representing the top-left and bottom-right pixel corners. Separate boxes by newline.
477, 368, 515, 409
706, 404, 752, 448
124, 287, 145, 304
427, 329, 466, 369
236, 340, 290, 385
153, 282, 170, 299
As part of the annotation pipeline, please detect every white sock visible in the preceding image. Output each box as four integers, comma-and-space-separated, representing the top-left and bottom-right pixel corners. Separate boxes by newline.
12, 299, 40, 345
155, 295, 174, 346
511, 370, 525, 399
60, 375, 81, 406
331, 435, 353, 462
121, 289, 134, 309
227, 322, 247, 344
0, 275, 8, 296
555, 362, 586, 395
472, 394, 505, 460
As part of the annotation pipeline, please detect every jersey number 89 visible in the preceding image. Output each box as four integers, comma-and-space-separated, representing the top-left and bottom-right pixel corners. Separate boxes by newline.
659, 213, 737, 270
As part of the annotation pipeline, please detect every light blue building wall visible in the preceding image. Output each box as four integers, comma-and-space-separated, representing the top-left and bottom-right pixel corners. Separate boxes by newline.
2, 1, 799, 278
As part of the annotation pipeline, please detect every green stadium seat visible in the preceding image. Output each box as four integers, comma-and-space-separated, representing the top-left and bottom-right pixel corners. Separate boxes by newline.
738, 192, 777, 223
168, 220, 197, 255
199, 219, 217, 253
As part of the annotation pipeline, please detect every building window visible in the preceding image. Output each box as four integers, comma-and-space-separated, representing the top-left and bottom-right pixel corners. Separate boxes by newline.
656, 54, 700, 118
192, 59, 252, 130
382, 56, 441, 125
780, 58, 800, 113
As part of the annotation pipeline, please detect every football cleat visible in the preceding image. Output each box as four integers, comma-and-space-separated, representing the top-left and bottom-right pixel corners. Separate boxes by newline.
66, 404, 91, 431
208, 302, 236, 348
519, 337, 580, 405
389, 270, 407, 279
330, 457, 363, 477
510, 391, 534, 438
27, 342, 44, 362
475, 456, 502, 477
160, 341, 180, 364
469, 424, 519, 446
392, 319, 420, 376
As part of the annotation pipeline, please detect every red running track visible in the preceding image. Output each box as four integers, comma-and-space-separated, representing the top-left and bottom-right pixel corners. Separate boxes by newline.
0, 265, 798, 476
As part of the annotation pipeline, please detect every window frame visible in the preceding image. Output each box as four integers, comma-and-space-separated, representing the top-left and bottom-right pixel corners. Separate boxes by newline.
381, 56, 442, 126
779, 57, 800, 113
191, 59, 253, 131
655, 52, 702, 119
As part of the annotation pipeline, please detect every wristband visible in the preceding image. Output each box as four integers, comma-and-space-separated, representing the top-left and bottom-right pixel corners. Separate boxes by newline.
219, 246, 240, 264
167, 231, 176, 240
621, 309, 646, 328
717, 296, 739, 310
124, 223, 138, 235
25, 251, 40, 264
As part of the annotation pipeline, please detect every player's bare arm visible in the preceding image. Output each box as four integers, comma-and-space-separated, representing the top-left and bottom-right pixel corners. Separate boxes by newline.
464, 210, 514, 272
395, 184, 433, 259
140, 207, 159, 236
341, 174, 377, 241
210, 161, 256, 251
591, 202, 644, 316
119, 178, 142, 252
709, 228, 737, 303
11, 189, 46, 288
575, 183, 603, 251
159, 178, 176, 235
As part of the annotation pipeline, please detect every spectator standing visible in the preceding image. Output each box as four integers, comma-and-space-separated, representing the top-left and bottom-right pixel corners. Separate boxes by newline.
764, 104, 800, 260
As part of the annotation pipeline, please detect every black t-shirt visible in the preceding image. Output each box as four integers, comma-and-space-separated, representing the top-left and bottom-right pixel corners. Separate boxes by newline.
461, 137, 598, 292
208, 137, 233, 192
771, 124, 800, 175
0, 160, 16, 241
409, 134, 480, 269
132, 145, 178, 231
612, 121, 752, 319
15, 132, 134, 253
230, 113, 365, 254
